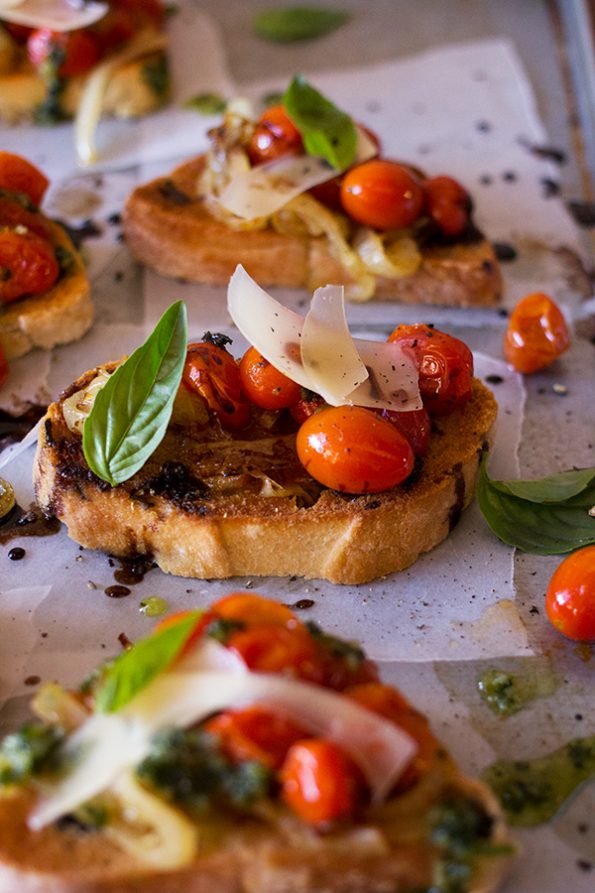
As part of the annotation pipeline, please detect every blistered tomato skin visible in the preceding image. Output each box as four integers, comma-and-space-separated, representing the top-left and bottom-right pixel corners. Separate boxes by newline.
27, 28, 100, 78
296, 405, 415, 494
280, 739, 363, 825
545, 546, 595, 642
424, 175, 470, 237
378, 407, 431, 456
0, 228, 60, 304
0, 153, 49, 207
183, 342, 251, 429
340, 160, 424, 231
503, 292, 571, 374
388, 324, 474, 416
239, 346, 302, 410
247, 105, 304, 166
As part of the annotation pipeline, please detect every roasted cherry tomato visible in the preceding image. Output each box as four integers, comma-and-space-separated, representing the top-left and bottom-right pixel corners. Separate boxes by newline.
296, 405, 414, 494
309, 125, 382, 211
503, 292, 570, 374
0, 228, 59, 304
239, 346, 302, 410
206, 706, 307, 769
208, 591, 298, 628
2, 22, 33, 44
280, 738, 364, 825
340, 160, 424, 231
545, 546, 595, 642
0, 153, 49, 207
0, 343, 8, 387
378, 406, 431, 456
424, 175, 470, 237
92, 0, 164, 51
27, 27, 100, 78
183, 341, 250, 429
247, 105, 304, 166
388, 324, 474, 415
226, 624, 325, 683
289, 391, 326, 425
0, 194, 52, 240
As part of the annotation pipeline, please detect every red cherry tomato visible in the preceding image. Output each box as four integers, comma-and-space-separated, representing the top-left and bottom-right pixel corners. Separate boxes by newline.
545, 546, 595, 642
424, 175, 470, 237
0, 153, 49, 207
0, 194, 52, 240
280, 738, 364, 825
0, 343, 8, 387
309, 124, 382, 211
239, 346, 302, 410
2, 22, 32, 44
226, 625, 325, 683
0, 228, 59, 304
27, 27, 100, 78
378, 406, 431, 456
247, 105, 304, 166
289, 392, 326, 425
340, 160, 424, 231
206, 706, 307, 769
296, 405, 414, 494
503, 292, 571, 374
182, 342, 250, 429
208, 592, 297, 628
388, 324, 474, 415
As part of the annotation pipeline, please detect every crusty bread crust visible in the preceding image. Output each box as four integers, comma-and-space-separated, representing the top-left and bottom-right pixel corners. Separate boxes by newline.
122, 156, 503, 307
33, 375, 497, 584
0, 221, 93, 361
0, 761, 512, 893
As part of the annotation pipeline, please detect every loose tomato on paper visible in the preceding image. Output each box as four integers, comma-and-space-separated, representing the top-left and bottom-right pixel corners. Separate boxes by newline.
280, 738, 364, 825
388, 323, 474, 415
247, 105, 304, 166
503, 292, 570, 374
424, 175, 470, 237
27, 27, 100, 78
545, 545, 595, 642
0, 153, 49, 207
340, 160, 424, 230
182, 341, 250, 429
0, 228, 59, 304
296, 405, 414, 494
239, 346, 302, 410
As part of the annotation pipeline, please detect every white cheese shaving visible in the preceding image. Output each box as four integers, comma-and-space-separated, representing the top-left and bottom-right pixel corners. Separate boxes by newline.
228, 265, 422, 411
29, 640, 417, 829
0, 0, 107, 32
218, 125, 377, 221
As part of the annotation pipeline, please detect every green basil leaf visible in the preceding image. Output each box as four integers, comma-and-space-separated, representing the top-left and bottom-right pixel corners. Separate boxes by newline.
96, 611, 202, 713
477, 456, 595, 554
283, 75, 357, 170
489, 467, 595, 503
83, 301, 188, 486
254, 7, 349, 43
183, 92, 227, 116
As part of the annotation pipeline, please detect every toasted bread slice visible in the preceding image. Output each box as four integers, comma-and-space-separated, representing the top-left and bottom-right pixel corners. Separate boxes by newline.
123, 156, 503, 307
0, 221, 93, 361
33, 371, 496, 584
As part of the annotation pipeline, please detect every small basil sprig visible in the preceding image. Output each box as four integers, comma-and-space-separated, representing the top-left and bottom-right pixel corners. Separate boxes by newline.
96, 611, 202, 713
83, 301, 187, 487
183, 92, 227, 116
477, 455, 595, 554
254, 7, 349, 43
283, 75, 357, 170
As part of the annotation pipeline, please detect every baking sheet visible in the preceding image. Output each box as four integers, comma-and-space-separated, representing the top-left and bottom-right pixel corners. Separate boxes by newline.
1, 10, 594, 892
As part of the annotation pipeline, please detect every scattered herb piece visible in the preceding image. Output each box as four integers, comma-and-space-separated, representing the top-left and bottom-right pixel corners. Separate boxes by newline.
283, 75, 356, 170
253, 7, 349, 43
95, 610, 202, 713
477, 456, 595, 553
83, 301, 188, 487
260, 90, 284, 109
0, 724, 64, 786
184, 93, 227, 116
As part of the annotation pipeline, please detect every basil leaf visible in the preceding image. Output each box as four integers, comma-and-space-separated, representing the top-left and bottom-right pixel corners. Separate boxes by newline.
254, 7, 349, 43
183, 92, 227, 116
83, 301, 188, 486
490, 467, 595, 503
477, 456, 595, 554
96, 611, 202, 713
283, 75, 357, 170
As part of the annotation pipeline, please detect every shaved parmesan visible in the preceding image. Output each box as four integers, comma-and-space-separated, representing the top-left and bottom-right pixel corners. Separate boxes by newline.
0, 0, 107, 32
228, 265, 422, 411
218, 125, 377, 221
30, 640, 416, 829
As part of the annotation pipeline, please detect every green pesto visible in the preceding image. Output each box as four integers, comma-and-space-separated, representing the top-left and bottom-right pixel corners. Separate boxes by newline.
141, 55, 170, 99
483, 736, 595, 826
139, 595, 169, 618
0, 724, 64, 786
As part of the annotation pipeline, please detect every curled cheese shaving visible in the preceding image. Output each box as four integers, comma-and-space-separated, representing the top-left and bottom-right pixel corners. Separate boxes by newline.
75, 29, 168, 166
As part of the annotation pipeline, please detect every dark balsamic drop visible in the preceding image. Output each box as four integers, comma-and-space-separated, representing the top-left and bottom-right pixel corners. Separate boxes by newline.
485, 374, 504, 385
293, 599, 315, 610
0, 503, 61, 545
111, 554, 157, 585
8, 547, 25, 560
493, 242, 518, 262
104, 585, 132, 599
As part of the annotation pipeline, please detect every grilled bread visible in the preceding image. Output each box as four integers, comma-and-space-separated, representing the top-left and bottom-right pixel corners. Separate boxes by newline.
123, 155, 502, 308
33, 370, 497, 584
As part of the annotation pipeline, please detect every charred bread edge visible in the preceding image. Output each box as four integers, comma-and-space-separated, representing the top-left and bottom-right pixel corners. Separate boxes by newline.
0, 221, 93, 361
33, 376, 497, 584
122, 156, 503, 307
